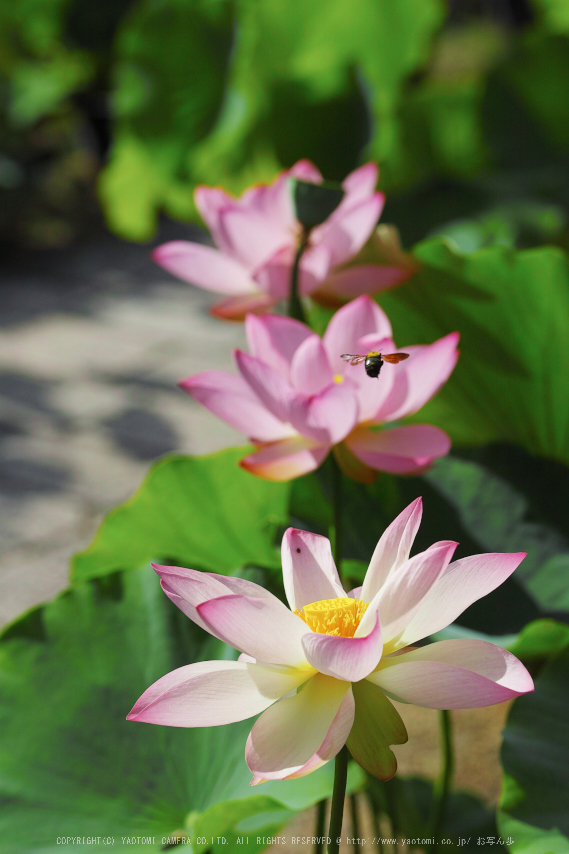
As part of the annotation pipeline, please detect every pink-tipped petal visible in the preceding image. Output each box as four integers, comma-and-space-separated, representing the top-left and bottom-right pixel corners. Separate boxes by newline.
315, 195, 385, 267
240, 436, 329, 481
374, 333, 460, 423
341, 162, 379, 205
288, 381, 359, 445
128, 660, 306, 727
346, 678, 407, 781
245, 673, 352, 779
153, 563, 283, 636
210, 292, 275, 320
357, 541, 458, 647
302, 612, 382, 682
346, 425, 451, 475
196, 594, 310, 667
323, 295, 392, 377
235, 350, 294, 423
152, 241, 257, 295
397, 552, 527, 647
361, 498, 423, 602
289, 159, 323, 184
281, 528, 345, 612
245, 313, 312, 381
371, 640, 534, 709
180, 371, 294, 442
317, 265, 409, 301
290, 335, 334, 395
194, 186, 236, 253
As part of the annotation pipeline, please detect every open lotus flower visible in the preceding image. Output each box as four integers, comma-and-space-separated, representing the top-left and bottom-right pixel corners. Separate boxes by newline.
127, 498, 533, 783
181, 295, 459, 481
153, 161, 408, 319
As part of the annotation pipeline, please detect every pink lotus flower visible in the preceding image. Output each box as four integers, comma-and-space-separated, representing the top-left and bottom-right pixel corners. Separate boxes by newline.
127, 498, 533, 783
153, 161, 408, 319
181, 295, 459, 481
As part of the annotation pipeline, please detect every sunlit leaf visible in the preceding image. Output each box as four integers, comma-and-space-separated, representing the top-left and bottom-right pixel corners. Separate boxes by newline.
72, 449, 290, 584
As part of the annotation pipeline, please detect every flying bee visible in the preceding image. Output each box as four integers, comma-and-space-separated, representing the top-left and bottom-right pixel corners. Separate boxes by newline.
341, 350, 409, 379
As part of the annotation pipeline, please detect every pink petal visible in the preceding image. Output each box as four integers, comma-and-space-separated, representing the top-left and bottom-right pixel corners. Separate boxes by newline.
240, 436, 329, 481
361, 497, 423, 602
235, 350, 294, 423
357, 541, 458, 648
180, 371, 294, 442
397, 552, 527, 647
323, 295, 393, 377
196, 594, 310, 667
341, 162, 379, 205
153, 562, 281, 636
288, 159, 323, 184
218, 207, 291, 271
210, 292, 275, 320
245, 313, 312, 381
245, 673, 352, 779
346, 425, 451, 474
290, 335, 334, 394
288, 381, 359, 445
127, 660, 306, 726
370, 640, 534, 709
194, 186, 237, 254
374, 332, 460, 423
302, 613, 382, 682
152, 242, 257, 295
313, 195, 385, 267
281, 528, 345, 612
346, 678, 407, 781
317, 265, 409, 301
254, 242, 333, 300
343, 334, 398, 424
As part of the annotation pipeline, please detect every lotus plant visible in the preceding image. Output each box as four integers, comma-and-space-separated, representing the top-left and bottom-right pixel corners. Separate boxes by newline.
128, 498, 533, 784
181, 295, 459, 481
153, 161, 408, 319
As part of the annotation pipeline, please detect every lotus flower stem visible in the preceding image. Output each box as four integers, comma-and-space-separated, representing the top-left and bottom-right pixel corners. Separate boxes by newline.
328, 745, 350, 854
314, 799, 327, 854
350, 793, 361, 851
288, 228, 310, 323
429, 709, 454, 853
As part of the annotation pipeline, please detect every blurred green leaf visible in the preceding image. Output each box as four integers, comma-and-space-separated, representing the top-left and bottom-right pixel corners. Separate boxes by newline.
0, 565, 359, 853
100, 0, 234, 238
498, 647, 569, 853
72, 449, 290, 584
379, 240, 569, 461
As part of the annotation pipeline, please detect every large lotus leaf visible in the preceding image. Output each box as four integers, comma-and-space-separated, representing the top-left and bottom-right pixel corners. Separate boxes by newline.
424, 455, 569, 615
378, 240, 569, 462
0, 565, 363, 853
72, 449, 290, 584
498, 647, 569, 853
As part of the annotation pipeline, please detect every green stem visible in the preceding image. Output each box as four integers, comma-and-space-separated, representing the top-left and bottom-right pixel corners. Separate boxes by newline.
350, 794, 361, 851
327, 745, 349, 854
314, 799, 327, 854
330, 453, 343, 583
288, 229, 310, 323
429, 710, 454, 854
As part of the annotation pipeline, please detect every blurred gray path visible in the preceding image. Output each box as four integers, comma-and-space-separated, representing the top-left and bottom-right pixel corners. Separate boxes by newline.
0, 225, 245, 628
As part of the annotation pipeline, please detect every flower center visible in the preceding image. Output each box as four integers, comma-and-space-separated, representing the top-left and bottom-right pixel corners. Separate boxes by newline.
295, 597, 368, 638
333, 374, 344, 384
